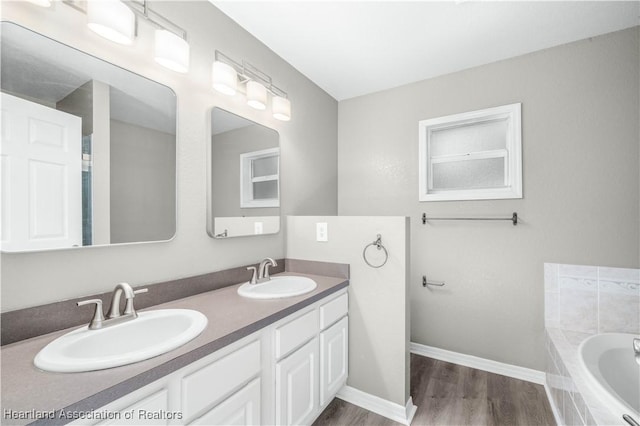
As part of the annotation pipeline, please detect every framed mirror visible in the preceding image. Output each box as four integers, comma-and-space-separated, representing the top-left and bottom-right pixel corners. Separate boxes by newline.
208, 108, 280, 238
0, 22, 177, 252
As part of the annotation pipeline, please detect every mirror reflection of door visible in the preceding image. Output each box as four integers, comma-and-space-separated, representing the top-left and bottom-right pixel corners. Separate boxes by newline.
1, 93, 82, 251
0, 22, 177, 252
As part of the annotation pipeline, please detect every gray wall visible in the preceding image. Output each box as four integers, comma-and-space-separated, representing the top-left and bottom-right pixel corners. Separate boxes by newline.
0, 1, 338, 311
110, 119, 176, 244
287, 216, 411, 407
337, 27, 640, 371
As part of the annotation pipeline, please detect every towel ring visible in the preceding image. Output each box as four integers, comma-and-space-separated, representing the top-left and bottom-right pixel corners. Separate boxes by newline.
363, 234, 388, 268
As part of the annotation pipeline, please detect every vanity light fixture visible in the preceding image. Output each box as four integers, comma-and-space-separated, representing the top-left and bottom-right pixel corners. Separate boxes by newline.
272, 96, 291, 122
246, 81, 268, 110
87, 0, 136, 45
212, 50, 291, 121
212, 60, 238, 96
64, 0, 190, 73
154, 29, 190, 73
25, 0, 52, 7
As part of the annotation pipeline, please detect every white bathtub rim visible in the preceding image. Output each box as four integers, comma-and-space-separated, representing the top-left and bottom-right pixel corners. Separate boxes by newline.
577, 332, 640, 420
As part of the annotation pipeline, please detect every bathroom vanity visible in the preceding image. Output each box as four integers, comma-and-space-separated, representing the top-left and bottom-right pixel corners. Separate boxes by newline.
0, 272, 348, 426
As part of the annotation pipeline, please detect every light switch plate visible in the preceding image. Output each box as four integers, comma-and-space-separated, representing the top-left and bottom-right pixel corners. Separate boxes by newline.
316, 222, 328, 242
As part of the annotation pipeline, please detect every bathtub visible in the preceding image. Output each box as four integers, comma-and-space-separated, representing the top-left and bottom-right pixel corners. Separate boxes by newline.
578, 333, 640, 422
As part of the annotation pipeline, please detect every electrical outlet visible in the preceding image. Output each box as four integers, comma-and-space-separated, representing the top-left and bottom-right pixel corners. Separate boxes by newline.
316, 222, 328, 242
254, 222, 263, 234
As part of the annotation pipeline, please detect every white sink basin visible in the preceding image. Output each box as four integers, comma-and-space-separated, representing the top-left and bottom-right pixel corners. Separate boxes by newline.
34, 309, 207, 373
237, 276, 317, 299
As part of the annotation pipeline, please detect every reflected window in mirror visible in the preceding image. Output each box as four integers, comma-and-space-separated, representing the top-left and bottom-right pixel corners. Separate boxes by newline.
209, 108, 280, 238
240, 148, 280, 208
0, 22, 177, 252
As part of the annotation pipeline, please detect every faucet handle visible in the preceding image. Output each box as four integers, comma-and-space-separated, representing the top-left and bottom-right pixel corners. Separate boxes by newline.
247, 266, 258, 284
124, 288, 148, 316
77, 299, 105, 330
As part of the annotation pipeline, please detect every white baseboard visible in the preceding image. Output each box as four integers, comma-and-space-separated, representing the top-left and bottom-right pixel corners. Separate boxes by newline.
336, 385, 417, 425
410, 342, 545, 385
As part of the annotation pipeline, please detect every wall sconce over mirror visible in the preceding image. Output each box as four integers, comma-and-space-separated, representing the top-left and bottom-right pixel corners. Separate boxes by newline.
0, 22, 177, 252
208, 108, 281, 239
41, 0, 191, 73
212, 51, 291, 121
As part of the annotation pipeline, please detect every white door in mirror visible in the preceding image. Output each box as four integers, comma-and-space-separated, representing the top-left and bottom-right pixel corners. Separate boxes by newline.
237, 276, 317, 299
1, 93, 82, 252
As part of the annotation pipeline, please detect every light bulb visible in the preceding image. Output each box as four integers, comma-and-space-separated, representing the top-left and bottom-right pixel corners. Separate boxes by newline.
154, 30, 190, 73
25, 0, 52, 7
212, 61, 238, 96
246, 81, 267, 110
272, 96, 291, 121
87, 0, 135, 45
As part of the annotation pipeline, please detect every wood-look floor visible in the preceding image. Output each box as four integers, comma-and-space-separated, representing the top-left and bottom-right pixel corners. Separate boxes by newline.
313, 354, 556, 426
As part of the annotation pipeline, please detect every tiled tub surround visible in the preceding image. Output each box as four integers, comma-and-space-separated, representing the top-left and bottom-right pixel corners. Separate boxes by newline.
544, 263, 640, 425
0, 260, 348, 425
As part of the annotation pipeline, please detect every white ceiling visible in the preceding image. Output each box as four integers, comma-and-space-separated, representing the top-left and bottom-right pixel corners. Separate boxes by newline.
211, 1, 639, 101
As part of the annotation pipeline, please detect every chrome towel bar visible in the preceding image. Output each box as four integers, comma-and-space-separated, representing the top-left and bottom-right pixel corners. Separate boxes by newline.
422, 212, 518, 226
423, 276, 445, 287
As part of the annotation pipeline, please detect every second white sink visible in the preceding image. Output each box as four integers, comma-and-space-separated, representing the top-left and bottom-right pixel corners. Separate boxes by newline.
237, 276, 317, 299
34, 309, 207, 373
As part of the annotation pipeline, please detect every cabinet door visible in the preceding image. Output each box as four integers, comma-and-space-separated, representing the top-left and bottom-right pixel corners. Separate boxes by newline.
275, 338, 319, 426
189, 378, 260, 426
320, 316, 348, 407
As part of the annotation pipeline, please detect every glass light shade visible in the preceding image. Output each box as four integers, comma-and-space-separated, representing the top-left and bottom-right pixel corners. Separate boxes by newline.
25, 0, 52, 7
212, 61, 238, 96
87, 0, 135, 45
272, 96, 291, 121
246, 81, 267, 110
154, 30, 190, 73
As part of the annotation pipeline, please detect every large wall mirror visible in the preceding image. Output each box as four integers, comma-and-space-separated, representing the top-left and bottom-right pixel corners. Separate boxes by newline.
208, 108, 280, 238
0, 22, 177, 252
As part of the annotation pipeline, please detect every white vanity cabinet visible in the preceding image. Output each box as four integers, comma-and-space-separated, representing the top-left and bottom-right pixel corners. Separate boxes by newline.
320, 316, 348, 407
275, 338, 319, 425
182, 340, 262, 424
273, 290, 349, 425
77, 288, 348, 426
189, 378, 261, 426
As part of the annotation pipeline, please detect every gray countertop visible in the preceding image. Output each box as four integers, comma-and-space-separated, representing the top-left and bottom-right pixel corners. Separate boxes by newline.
1, 272, 348, 424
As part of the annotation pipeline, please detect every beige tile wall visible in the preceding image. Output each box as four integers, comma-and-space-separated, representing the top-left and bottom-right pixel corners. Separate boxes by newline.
544, 263, 639, 425
544, 263, 639, 334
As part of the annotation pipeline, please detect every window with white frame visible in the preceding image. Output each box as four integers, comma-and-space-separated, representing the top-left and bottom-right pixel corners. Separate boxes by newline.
418, 103, 522, 201
240, 147, 280, 208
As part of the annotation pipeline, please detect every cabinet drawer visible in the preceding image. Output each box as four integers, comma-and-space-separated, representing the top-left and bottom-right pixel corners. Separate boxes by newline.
96, 390, 169, 426
275, 309, 318, 359
189, 378, 261, 426
319, 292, 348, 330
181, 340, 260, 421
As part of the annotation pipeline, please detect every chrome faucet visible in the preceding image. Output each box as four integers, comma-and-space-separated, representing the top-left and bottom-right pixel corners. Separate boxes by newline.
246, 258, 278, 284
634, 338, 640, 366
259, 258, 277, 282
77, 283, 148, 330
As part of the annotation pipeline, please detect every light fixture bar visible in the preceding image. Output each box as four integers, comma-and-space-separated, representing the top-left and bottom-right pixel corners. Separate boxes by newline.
128, 0, 187, 41
214, 50, 288, 100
